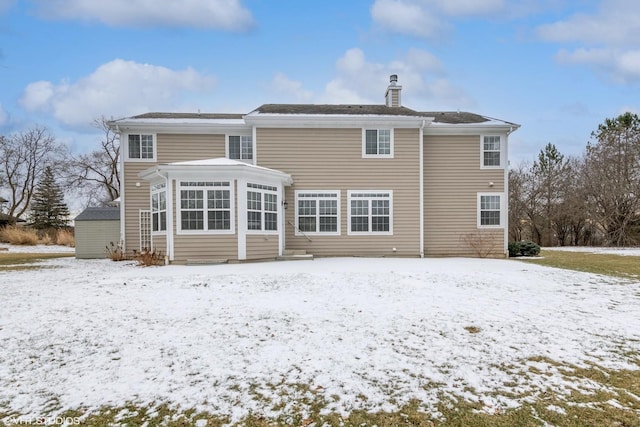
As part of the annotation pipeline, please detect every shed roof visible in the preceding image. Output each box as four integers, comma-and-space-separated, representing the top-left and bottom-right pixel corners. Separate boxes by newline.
75, 207, 120, 221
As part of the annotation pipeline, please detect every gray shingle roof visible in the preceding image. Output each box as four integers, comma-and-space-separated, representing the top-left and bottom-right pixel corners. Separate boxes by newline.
75, 207, 120, 221
420, 111, 490, 124
252, 104, 427, 116
132, 112, 245, 120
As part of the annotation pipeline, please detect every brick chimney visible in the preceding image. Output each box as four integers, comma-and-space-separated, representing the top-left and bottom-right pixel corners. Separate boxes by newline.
385, 74, 402, 107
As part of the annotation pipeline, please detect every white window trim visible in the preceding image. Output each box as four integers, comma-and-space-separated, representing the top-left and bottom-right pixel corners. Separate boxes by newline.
226, 134, 254, 164
176, 181, 235, 235
294, 190, 341, 236
362, 128, 394, 158
125, 133, 157, 162
347, 190, 393, 235
246, 183, 279, 235
480, 134, 504, 169
477, 192, 505, 229
151, 183, 167, 235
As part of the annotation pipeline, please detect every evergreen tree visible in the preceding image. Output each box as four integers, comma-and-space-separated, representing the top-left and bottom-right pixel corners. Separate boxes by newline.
29, 166, 70, 229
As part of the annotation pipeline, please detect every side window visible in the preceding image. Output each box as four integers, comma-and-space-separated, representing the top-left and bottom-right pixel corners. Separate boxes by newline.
128, 134, 154, 160
151, 183, 167, 233
348, 191, 393, 234
362, 129, 393, 158
295, 191, 340, 235
481, 135, 502, 168
478, 193, 503, 228
228, 135, 253, 162
247, 183, 278, 233
177, 181, 233, 234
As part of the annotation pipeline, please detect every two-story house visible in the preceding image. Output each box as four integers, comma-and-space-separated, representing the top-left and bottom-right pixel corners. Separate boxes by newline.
109, 75, 519, 263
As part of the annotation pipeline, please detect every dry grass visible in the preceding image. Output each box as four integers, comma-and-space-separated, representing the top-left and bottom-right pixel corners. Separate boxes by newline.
0, 252, 74, 271
519, 249, 640, 279
55, 229, 75, 247
0, 226, 38, 245
0, 226, 75, 247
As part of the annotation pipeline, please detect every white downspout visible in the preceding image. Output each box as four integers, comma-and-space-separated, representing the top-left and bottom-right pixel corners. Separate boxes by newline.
504, 126, 515, 257
419, 120, 425, 258
116, 124, 126, 251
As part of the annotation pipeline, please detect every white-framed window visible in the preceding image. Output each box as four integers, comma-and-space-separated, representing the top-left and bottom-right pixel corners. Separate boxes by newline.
477, 193, 504, 228
228, 135, 253, 162
362, 129, 394, 158
247, 183, 278, 233
127, 134, 155, 161
481, 135, 502, 168
178, 181, 234, 234
348, 191, 393, 235
295, 191, 340, 235
151, 183, 166, 233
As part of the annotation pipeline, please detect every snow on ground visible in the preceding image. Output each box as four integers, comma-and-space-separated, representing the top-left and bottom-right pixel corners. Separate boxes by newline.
1, 257, 639, 423
0, 243, 75, 253
544, 246, 640, 256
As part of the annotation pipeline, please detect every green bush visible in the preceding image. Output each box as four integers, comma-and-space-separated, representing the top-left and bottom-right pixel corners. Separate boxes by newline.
509, 240, 541, 257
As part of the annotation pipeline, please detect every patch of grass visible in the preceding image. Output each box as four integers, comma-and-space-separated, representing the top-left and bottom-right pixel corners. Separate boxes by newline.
518, 249, 640, 279
0, 252, 74, 271
464, 326, 481, 334
2, 360, 639, 427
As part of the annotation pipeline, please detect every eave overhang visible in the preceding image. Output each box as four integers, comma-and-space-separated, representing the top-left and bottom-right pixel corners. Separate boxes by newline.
139, 158, 293, 186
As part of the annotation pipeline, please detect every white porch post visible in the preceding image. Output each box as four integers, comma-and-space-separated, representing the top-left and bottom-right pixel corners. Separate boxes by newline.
237, 178, 247, 261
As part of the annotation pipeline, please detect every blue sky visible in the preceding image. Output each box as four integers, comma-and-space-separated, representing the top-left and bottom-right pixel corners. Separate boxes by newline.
1, 0, 639, 164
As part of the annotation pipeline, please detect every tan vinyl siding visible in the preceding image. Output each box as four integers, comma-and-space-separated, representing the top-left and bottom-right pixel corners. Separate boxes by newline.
171, 180, 239, 263
257, 127, 420, 257
152, 234, 167, 255
122, 163, 152, 254
122, 133, 226, 254
424, 135, 505, 257
172, 234, 238, 263
157, 134, 226, 162
246, 235, 279, 260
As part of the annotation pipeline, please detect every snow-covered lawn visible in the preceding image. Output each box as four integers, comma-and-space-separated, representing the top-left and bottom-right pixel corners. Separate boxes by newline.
1, 256, 639, 423
0, 243, 75, 254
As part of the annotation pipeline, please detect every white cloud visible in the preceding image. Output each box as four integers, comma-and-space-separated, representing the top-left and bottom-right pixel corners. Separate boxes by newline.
20, 59, 216, 127
370, 0, 448, 39
557, 48, 640, 83
537, 1, 640, 83
537, 0, 640, 46
269, 73, 314, 102
321, 48, 471, 109
371, 0, 507, 38
30, 0, 254, 31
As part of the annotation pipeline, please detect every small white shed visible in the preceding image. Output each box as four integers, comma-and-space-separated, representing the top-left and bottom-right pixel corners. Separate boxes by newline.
74, 207, 120, 259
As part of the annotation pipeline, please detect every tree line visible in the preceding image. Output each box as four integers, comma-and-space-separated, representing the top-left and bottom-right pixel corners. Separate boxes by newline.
0, 117, 119, 230
510, 112, 640, 247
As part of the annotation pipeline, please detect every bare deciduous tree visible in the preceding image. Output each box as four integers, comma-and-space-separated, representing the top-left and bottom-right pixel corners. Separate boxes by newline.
0, 126, 64, 218
583, 112, 640, 246
64, 117, 120, 206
